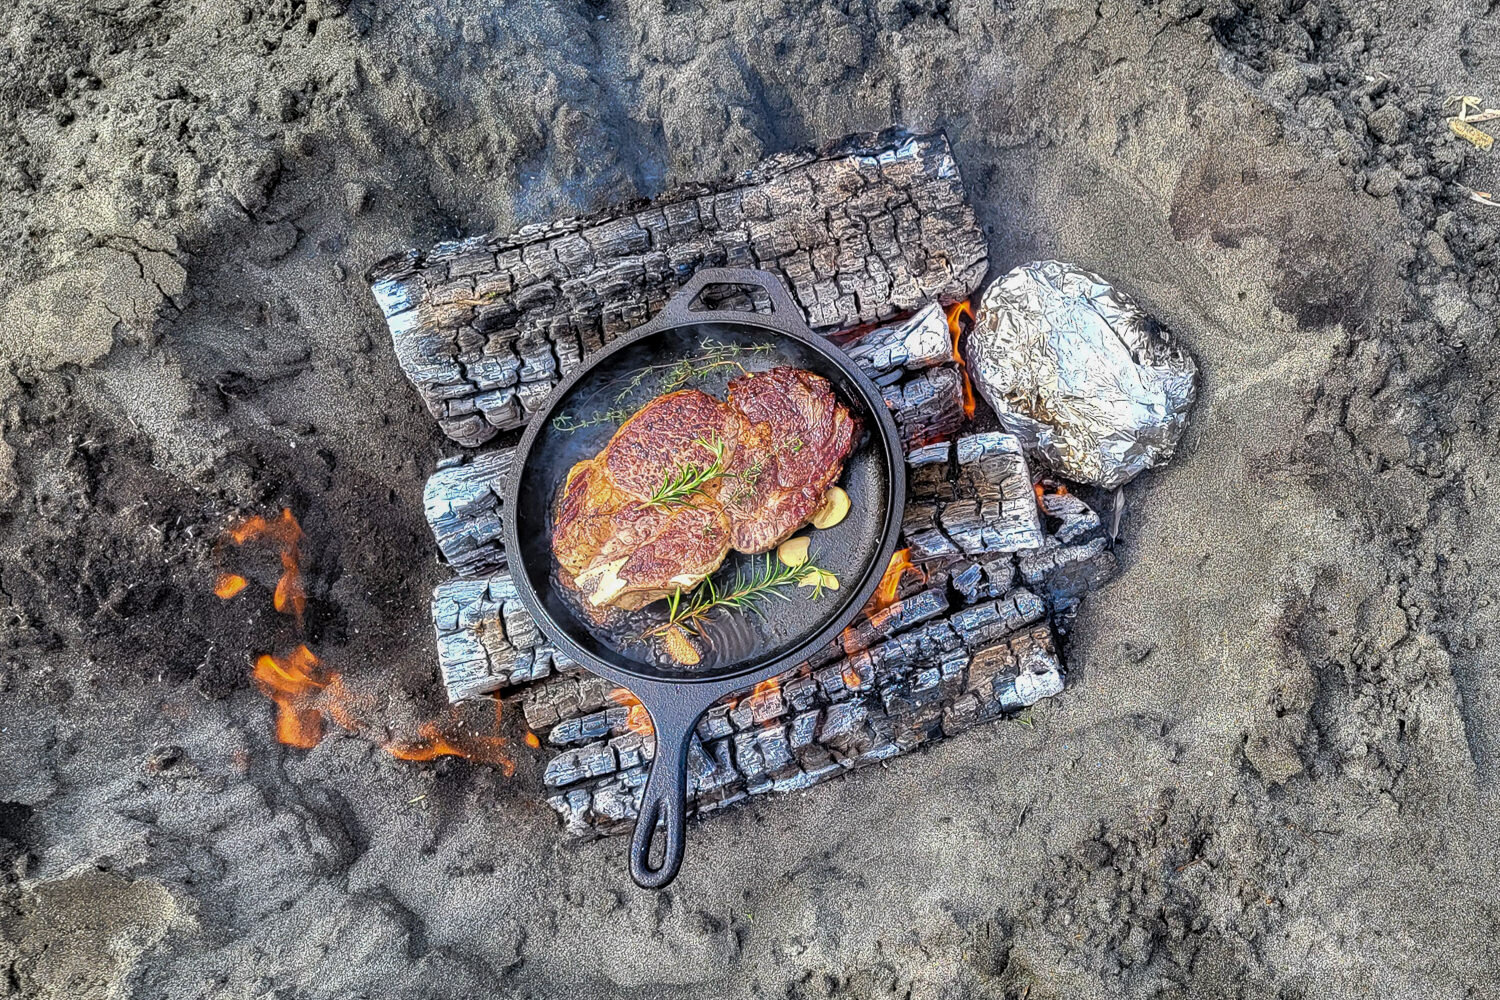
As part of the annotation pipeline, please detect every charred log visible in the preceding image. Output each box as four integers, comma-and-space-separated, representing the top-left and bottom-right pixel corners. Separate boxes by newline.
902, 431, 1045, 562
538, 607, 1060, 837
432, 571, 577, 702
883, 364, 965, 448
840, 302, 952, 386
368, 132, 987, 447
424, 450, 513, 578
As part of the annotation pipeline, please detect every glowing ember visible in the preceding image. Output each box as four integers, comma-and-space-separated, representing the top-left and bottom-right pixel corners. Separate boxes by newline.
868, 548, 925, 612
525, 731, 541, 748
609, 688, 655, 736
252, 645, 327, 749
946, 300, 977, 420
214, 573, 248, 599
841, 662, 864, 690
751, 678, 780, 700
1034, 481, 1071, 506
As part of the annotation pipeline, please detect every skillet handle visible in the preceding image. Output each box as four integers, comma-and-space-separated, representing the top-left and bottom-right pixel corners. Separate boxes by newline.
628, 702, 699, 889
652, 267, 808, 335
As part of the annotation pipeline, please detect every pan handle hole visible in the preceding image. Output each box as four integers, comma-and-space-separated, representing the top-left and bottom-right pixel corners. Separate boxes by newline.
686, 282, 774, 315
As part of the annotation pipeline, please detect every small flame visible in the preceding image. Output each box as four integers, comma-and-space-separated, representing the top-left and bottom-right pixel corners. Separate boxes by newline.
222, 508, 307, 627
252, 645, 327, 749
751, 678, 780, 700
609, 688, 655, 736
1034, 481, 1070, 507
215, 509, 514, 773
841, 662, 864, 690
868, 548, 924, 613
384, 702, 515, 773
384, 723, 515, 773
214, 573, 248, 599
946, 300, 977, 420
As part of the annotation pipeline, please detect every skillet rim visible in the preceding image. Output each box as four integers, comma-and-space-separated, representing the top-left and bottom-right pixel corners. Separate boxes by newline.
502, 306, 907, 688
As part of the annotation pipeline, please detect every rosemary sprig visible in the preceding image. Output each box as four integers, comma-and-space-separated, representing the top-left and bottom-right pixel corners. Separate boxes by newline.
643, 434, 728, 507
644, 553, 830, 640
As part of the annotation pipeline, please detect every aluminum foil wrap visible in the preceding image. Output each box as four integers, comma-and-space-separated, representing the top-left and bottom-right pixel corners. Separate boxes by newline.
967, 261, 1198, 489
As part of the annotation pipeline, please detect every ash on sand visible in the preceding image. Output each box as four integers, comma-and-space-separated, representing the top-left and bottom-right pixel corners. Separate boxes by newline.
1, 2, 1498, 999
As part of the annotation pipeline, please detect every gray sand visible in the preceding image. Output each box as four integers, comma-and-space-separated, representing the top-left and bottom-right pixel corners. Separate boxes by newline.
2, 1, 1498, 997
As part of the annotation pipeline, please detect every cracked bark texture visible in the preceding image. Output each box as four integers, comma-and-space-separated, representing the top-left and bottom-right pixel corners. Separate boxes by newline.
366, 132, 987, 446
421, 413, 1120, 836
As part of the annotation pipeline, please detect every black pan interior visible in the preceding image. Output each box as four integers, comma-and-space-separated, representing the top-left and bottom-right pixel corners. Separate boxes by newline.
509, 322, 894, 685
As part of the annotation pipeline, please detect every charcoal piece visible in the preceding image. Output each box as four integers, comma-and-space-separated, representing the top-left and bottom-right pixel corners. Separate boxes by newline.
520, 671, 617, 731
946, 555, 1017, 604
839, 588, 949, 655
947, 625, 1063, 731
371, 132, 987, 446
1018, 536, 1120, 603
949, 589, 1047, 648
901, 432, 1043, 564
883, 365, 965, 448
431, 572, 576, 701
841, 302, 953, 383
424, 447, 516, 578
1038, 486, 1102, 543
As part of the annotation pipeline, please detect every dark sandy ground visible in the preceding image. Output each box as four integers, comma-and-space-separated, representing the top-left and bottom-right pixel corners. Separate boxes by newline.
2, 1, 1500, 997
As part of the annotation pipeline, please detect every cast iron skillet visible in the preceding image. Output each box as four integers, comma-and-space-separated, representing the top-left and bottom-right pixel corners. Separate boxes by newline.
504, 268, 905, 889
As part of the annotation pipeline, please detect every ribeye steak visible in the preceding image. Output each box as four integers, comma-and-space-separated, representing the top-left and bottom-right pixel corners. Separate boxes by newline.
552, 368, 858, 610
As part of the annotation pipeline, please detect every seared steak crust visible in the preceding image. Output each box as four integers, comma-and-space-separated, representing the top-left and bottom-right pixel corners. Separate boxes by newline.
722, 368, 858, 553
552, 368, 858, 610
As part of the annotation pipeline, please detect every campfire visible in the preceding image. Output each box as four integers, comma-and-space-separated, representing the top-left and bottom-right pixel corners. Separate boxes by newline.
360, 130, 1187, 877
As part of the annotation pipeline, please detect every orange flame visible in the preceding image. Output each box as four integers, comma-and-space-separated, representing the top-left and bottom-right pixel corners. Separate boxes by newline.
1034, 481, 1070, 507
385, 723, 516, 774
222, 508, 306, 626
217, 509, 515, 772
384, 702, 515, 773
252, 645, 327, 749
946, 300, 977, 420
609, 688, 655, 736
214, 573, 248, 599
751, 678, 780, 699
868, 548, 924, 613
841, 662, 865, 690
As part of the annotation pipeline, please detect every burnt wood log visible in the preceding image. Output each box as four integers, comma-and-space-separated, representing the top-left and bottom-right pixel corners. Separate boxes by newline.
840, 302, 952, 386
883, 364, 965, 448
424, 450, 513, 578
902, 431, 1045, 561
431, 572, 577, 701
368, 132, 987, 447
536, 605, 1061, 836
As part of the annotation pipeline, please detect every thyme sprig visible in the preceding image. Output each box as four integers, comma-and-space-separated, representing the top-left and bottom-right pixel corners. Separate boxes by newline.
551, 338, 773, 434
644, 434, 728, 507
551, 407, 632, 433
643, 553, 832, 641
724, 455, 766, 506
